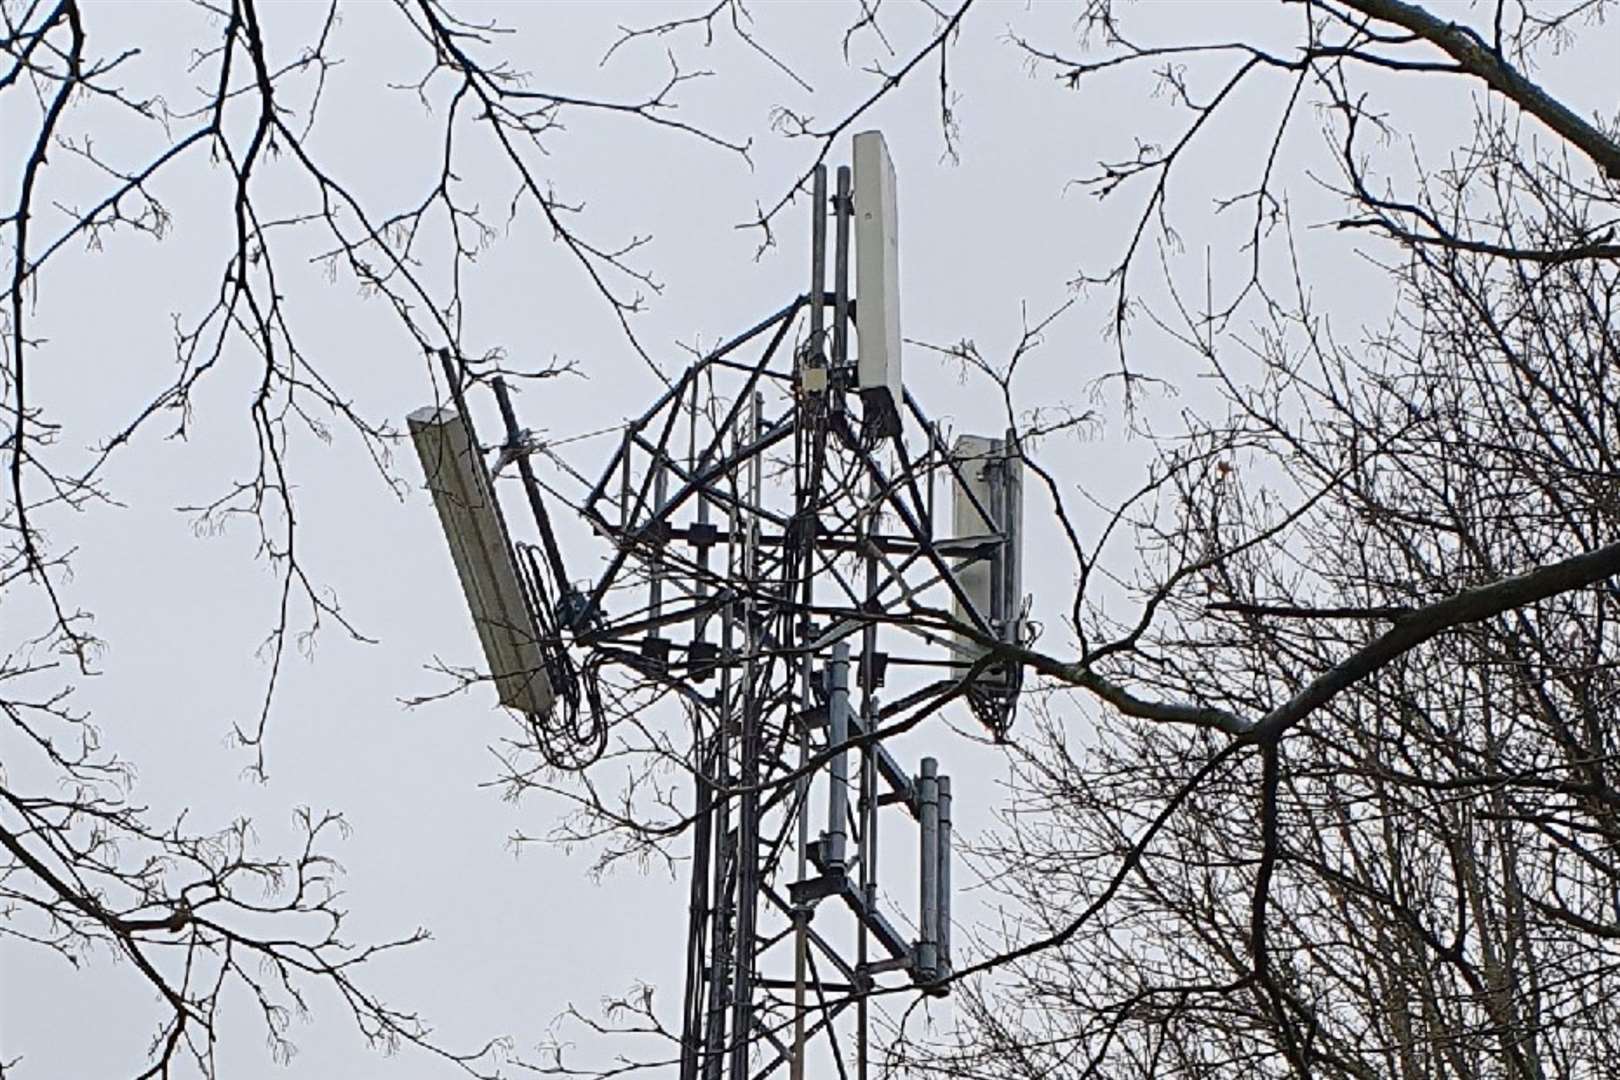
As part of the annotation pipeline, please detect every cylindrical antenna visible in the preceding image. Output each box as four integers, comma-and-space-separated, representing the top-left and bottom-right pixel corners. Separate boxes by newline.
928, 422, 941, 536
619, 426, 634, 530
937, 774, 952, 978
826, 642, 852, 868
648, 457, 668, 631
917, 756, 940, 980
809, 165, 828, 366
992, 443, 1007, 642
691, 378, 710, 658
1003, 428, 1021, 645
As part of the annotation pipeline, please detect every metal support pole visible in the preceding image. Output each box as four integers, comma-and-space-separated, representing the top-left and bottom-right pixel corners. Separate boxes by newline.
727, 394, 765, 1080
704, 483, 740, 1080
809, 166, 828, 367
649, 459, 669, 628
856, 465, 881, 1080
833, 166, 852, 404
790, 908, 808, 1080
692, 378, 712, 655
790, 180, 825, 1078
490, 376, 571, 602
619, 425, 634, 529
681, 745, 716, 1080
937, 774, 952, 977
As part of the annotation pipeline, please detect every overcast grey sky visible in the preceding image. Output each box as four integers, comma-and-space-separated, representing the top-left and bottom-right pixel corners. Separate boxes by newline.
3, 1, 1616, 1076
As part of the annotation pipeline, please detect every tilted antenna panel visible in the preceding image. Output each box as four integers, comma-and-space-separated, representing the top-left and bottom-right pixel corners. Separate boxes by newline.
408, 405, 555, 718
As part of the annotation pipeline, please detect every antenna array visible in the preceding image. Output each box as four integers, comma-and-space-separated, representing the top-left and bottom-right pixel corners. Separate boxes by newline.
410, 131, 1026, 1079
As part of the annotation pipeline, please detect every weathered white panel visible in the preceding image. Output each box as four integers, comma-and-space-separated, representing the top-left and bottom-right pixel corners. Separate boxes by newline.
949, 434, 1023, 663
409, 405, 554, 718
853, 130, 901, 408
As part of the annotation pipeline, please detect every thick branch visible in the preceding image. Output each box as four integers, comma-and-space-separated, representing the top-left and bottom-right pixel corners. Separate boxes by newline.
1026, 540, 1620, 741
1343, 0, 1620, 179
1249, 539, 1620, 740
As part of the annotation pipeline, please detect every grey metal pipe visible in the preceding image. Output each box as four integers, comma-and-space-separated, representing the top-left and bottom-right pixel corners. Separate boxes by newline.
989, 443, 1006, 640
917, 757, 939, 980
619, 426, 633, 528
826, 642, 852, 868
649, 460, 668, 626
833, 166, 852, 394
1002, 428, 1021, 644
809, 166, 827, 367
937, 774, 952, 977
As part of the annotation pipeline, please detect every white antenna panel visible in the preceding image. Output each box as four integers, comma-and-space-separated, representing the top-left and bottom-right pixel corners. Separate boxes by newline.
948, 434, 1023, 665
853, 131, 901, 410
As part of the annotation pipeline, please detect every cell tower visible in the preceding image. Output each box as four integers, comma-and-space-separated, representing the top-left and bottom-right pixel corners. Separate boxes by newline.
409, 131, 1026, 1079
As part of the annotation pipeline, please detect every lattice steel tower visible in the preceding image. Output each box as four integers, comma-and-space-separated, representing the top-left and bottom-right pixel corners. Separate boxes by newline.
410, 131, 1026, 1080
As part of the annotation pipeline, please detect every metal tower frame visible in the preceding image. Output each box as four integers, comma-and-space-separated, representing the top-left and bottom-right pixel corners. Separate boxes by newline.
414, 134, 1026, 1080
